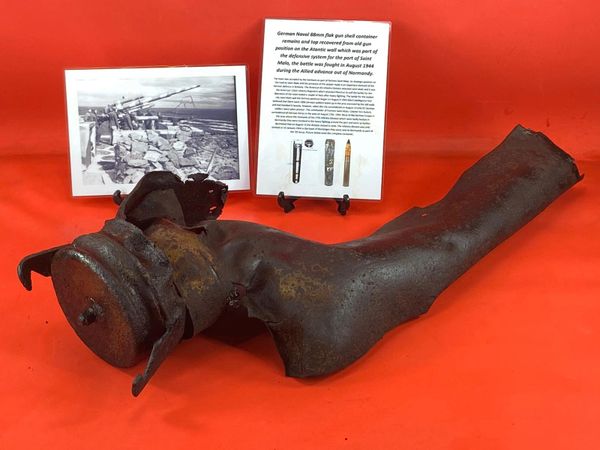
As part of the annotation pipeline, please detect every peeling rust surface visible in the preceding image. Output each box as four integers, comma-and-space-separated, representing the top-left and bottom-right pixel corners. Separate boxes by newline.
18, 126, 582, 395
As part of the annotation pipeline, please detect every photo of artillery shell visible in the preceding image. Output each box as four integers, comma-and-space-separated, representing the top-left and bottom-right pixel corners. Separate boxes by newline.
75, 75, 240, 187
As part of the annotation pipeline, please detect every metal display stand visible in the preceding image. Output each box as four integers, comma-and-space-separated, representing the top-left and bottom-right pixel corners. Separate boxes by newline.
277, 192, 350, 216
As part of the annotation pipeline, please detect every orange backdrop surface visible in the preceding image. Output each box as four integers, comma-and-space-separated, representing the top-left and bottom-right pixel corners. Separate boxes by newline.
1, 1, 599, 449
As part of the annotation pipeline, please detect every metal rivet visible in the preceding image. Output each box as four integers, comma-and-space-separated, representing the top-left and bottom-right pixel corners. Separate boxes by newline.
78, 301, 102, 326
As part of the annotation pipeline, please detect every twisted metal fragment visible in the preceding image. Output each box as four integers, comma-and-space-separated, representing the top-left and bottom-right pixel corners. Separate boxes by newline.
18, 126, 581, 395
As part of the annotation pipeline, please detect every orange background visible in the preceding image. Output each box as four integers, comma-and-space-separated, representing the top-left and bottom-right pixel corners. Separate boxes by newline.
1, 1, 599, 448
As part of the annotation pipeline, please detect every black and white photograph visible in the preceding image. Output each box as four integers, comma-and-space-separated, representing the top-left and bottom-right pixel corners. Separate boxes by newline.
66, 66, 250, 196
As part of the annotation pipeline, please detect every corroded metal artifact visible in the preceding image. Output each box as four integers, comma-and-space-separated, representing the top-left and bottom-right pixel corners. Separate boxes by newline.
324, 138, 335, 186
18, 126, 581, 396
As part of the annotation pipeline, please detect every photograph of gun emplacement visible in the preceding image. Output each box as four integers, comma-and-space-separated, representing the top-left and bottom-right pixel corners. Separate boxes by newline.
73, 73, 241, 188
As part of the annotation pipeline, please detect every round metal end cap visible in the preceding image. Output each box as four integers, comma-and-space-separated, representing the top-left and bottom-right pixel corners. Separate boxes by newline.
50, 247, 156, 368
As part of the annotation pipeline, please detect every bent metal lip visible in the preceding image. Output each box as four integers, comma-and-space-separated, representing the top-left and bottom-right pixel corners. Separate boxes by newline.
18, 125, 582, 396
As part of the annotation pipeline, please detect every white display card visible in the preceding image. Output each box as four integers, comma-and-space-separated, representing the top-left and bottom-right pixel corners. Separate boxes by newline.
257, 19, 391, 200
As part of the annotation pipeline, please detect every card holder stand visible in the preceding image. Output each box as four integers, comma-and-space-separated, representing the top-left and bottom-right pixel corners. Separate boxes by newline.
277, 192, 350, 216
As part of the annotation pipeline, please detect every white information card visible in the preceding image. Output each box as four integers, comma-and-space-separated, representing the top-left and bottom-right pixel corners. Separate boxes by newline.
257, 19, 391, 200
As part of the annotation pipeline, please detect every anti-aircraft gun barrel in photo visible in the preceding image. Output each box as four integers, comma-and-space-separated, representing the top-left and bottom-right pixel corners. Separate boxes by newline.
114, 83, 203, 115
